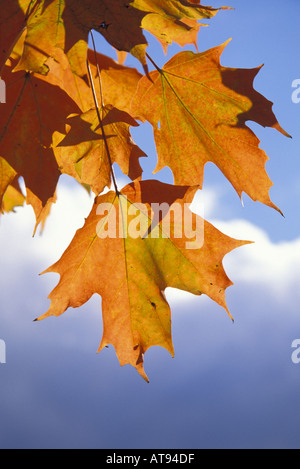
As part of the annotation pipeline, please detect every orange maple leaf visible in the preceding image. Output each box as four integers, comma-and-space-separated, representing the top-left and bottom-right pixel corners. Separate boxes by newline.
0, 0, 32, 73
0, 157, 17, 208
0, 56, 80, 207
132, 0, 227, 51
36, 180, 248, 381
14, 0, 148, 74
131, 42, 291, 212
87, 50, 143, 115
55, 105, 146, 195
0, 1, 289, 383
1, 176, 25, 214
12, 0, 227, 79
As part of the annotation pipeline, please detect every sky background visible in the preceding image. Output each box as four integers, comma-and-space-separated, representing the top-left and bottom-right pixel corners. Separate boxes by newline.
1, 0, 300, 449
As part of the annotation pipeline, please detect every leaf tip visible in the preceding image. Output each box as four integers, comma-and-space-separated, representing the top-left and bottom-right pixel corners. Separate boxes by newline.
226, 309, 235, 323
222, 37, 233, 48
39, 265, 55, 276
139, 368, 150, 383
273, 203, 284, 217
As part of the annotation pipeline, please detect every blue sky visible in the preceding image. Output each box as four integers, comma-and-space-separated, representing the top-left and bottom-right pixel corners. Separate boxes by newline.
0, 0, 300, 449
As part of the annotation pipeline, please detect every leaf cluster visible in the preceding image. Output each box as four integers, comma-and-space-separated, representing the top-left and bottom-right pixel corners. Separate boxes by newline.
0, 0, 289, 380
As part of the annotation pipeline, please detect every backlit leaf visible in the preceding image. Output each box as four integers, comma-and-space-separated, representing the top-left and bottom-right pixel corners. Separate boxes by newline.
0, 0, 32, 73
15, 0, 148, 73
55, 105, 146, 195
37, 180, 248, 380
1, 177, 25, 214
87, 50, 143, 115
0, 157, 17, 208
131, 42, 290, 211
133, 0, 226, 51
0, 55, 80, 207
0, 2, 288, 382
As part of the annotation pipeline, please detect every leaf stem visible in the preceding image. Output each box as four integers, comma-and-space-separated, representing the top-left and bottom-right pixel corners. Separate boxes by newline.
86, 59, 119, 195
90, 31, 104, 108
146, 53, 162, 73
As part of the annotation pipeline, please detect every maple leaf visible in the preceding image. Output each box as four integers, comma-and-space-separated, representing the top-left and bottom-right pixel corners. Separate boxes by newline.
0, 0, 33, 73
17, 39, 139, 116
0, 157, 17, 208
0, 56, 80, 207
11, 27, 93, 114
1, 176, 25, 214
0, 157, 25, 214
131, 0, 223, 19
87, 50, 143, 115
0, 1, 289, 383
14, 0, 89, 78
144, 17, 202, 54
131, 42, 291, 212
132, 0, 227, 51
36, 180, 248, 381
55, 105, 146, 195
0, 156, 55, 231
39, 47, 93, 113
14, 0, 226, 80
15, 0, 148, 76
26, 188, 57, 236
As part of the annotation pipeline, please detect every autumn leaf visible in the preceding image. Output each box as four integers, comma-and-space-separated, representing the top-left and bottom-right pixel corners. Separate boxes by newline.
131, 41, 290, 212
0, 157, 25, 214
16, 40, 139, 116
132, 0, 227, 51
131, 0, 224, 19
14, 0, 227, 80
0, 56, 81, 207
15, 0, 148, 75
0, 1, 288, 382
0, 157, 17, 208
87, 50, 143, 115
26, 189, 57, 236
0, 0, 33, 73
9, 27, 92, 114
39, 48, 93, 113
144, 16, 202, 54
36, 180, 248, 381
0, 160, 55, 231
1, 177, 25, 214
14, 0, 89, 77
55, 105, 146, 195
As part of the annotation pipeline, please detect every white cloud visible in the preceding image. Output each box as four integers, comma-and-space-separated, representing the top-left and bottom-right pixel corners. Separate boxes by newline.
209, 218, 300, 301
0, 179, 92, 271
187, 185, 300, 303
0, 176, 132, 269
2, 179, 300, 307
189, 187, 220, 219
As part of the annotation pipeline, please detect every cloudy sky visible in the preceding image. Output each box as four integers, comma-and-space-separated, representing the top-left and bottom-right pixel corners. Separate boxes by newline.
1, 0, 300, 449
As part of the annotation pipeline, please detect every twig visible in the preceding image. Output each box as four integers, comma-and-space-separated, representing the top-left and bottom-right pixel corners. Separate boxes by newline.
86, 59, 119, 195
